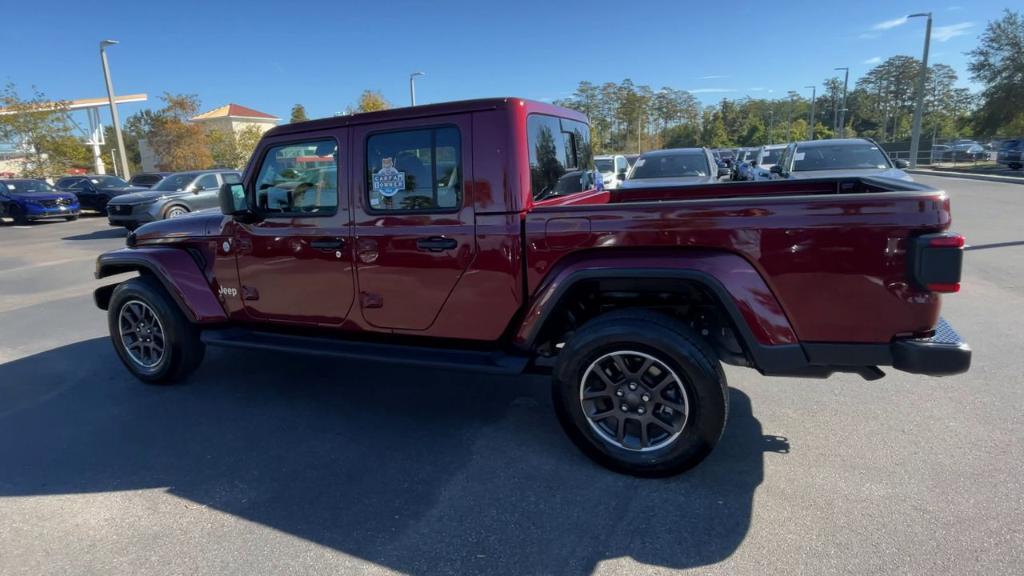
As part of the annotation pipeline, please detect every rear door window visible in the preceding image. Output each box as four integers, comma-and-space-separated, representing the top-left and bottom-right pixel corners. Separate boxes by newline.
365, 126, 461, 212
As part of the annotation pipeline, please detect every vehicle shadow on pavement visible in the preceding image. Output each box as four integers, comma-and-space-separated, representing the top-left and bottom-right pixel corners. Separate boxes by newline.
61, 228, 128, 241
0, 338, 788, 574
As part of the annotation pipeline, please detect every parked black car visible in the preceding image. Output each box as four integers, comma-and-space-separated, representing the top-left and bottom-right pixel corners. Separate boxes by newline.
55, 175, 141, 213
997, 139, 1023, 170
128, 172, 172, 188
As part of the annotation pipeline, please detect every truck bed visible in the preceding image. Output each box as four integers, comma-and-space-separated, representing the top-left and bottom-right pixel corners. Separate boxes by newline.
526, 176, 951, 344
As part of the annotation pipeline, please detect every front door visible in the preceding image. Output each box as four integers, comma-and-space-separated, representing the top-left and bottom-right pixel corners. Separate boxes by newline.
234, 132, 355, 327
184, 172, 223, 211
352, 118, 475, 331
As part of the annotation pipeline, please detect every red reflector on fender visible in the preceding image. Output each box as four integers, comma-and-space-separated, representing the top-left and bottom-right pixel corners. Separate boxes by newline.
929, 235, 965, 248
927, 282, 960, 293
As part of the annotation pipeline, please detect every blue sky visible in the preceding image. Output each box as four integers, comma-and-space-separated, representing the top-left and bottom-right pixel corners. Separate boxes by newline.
0, 0, 1008, 125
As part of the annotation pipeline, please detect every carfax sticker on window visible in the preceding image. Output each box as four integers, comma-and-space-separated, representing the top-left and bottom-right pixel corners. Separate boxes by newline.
371, 157, 405, 198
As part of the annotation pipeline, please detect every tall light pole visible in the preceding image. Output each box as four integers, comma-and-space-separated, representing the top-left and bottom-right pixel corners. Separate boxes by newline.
834, 67, 849, 138
908, 12, 933, 168
805, 85, 816, 140
409, 72, 424, 106
100, 40, 130, 180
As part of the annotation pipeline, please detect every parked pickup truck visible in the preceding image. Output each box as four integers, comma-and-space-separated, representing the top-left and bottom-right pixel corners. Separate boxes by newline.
93, 98, 970, 476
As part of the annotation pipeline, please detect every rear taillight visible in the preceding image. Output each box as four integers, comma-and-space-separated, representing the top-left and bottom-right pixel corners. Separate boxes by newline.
908, 233, 964, 293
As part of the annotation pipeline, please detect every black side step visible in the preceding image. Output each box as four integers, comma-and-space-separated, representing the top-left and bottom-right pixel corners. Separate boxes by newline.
200, 328, 529, 375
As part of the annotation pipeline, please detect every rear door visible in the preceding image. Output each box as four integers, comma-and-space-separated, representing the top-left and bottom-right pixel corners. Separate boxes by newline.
233, 131, 355, 326
352, 117, 475, 331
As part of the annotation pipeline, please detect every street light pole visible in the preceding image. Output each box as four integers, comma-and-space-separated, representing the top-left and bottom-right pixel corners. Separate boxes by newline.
834, 67, 849, 138
805, 85, 816, 140
908, 12, 933, 168
409, 72, 424, 106
768, 109, 775, 144
100, 40, 130, 180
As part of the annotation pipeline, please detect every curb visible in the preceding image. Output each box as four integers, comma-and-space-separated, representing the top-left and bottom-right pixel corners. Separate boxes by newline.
908, 169, 1024, 185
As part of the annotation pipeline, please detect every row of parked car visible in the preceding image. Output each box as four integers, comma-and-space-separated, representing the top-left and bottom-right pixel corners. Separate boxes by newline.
0, 169, 240, 227
594, 137, 914, 190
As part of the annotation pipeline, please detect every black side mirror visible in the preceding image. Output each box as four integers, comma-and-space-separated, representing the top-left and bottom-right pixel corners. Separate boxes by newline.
769, 165, 784, 175
219, 182, 252, 216
894, 159, 910, 169
616, 172, 626, 181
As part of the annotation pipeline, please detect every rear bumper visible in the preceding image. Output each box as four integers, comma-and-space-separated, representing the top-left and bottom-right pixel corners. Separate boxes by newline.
890, 318, 971, 376
795, 318, 971, 378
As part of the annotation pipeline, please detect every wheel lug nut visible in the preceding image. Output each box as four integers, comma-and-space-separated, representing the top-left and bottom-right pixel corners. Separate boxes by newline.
615, 388, 624, 397
629, 383, 637, 391
641, 393, 650, 402
620, 404, 629, 412
637, 407, 646, 415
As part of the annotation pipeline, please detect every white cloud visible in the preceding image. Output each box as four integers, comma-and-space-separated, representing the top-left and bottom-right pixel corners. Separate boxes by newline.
700, 75, 730, 80
859, 32, 879, 39
749, 87, 766, 92
947, 5, 963, 11
933, 22, 974, 42
864, 56, 882, 65
687, 88, 737, 94
873, 16, 908, 30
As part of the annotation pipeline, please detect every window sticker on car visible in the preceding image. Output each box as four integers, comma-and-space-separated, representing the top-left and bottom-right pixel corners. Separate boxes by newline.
371, 157, 405, 198
795, 152, 805, 161
635, 158, 646, 167
90, 179, 100, 183
6, 184, 14, 190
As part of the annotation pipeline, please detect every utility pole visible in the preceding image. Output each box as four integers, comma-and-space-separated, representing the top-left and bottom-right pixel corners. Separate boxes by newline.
805, 85, 816, 140
110, 149, 118, 177
908, 12, 932, 168
768, 109, 775, 144
100, 40, 130, 180
409, 72, 424, 106
637, 107, 643, 153
834, 67, 849, 138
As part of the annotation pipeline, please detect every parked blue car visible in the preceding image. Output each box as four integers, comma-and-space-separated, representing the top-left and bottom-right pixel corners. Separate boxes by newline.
0, 179, 80, 224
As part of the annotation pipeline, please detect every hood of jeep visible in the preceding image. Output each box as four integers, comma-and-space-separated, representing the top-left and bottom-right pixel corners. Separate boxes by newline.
133, 211, 229, 245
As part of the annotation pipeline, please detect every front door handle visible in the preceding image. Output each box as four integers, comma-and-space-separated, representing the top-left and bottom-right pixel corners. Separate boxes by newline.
416, 236, 458, 252
310, 237, 345, 250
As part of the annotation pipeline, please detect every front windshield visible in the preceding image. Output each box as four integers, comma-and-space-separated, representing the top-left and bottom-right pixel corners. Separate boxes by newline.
152, 173, 197, 191
594, 159, 614, 173
132, 174, 164, 186
4, 180, 55, 194
630, 152, 709, 179
761, 148, 783, 165
89, 176, 130, 188
793, 143, 891, 171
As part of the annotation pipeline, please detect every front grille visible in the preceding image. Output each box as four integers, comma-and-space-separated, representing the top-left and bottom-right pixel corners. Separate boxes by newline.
38, 199, 59, 208
108, 204, 133, 216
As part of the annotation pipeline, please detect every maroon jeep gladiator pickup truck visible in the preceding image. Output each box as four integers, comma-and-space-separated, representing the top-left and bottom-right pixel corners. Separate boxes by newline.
94, 98, 970, 476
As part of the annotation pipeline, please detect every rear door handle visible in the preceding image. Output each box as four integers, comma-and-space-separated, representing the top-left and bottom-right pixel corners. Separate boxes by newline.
416, 236, 458, 252
310, 237, 345, 250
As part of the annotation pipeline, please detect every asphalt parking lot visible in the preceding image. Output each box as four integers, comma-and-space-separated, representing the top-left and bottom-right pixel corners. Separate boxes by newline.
1, 174, 1022, 575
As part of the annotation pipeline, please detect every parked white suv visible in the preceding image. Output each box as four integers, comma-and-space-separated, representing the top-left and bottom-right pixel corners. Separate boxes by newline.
594, 154, 630, 189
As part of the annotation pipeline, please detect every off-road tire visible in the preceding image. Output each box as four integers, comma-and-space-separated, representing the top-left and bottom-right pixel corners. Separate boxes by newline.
552, 309, 729, 477
108, 276, 205, 384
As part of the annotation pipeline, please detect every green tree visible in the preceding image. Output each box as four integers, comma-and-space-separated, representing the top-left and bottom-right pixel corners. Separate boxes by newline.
348, 90, 391, 114
289, 104, 309, 123
0, 83, 89, 177
967, 9, 1024, 135
145, 93, 212, 171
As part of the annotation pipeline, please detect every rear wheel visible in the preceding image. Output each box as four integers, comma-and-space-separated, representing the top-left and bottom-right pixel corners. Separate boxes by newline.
108, 276, 205, 384
552, 309, 728, 477
1010, 162, 1022, 170
65, 214, 79, 221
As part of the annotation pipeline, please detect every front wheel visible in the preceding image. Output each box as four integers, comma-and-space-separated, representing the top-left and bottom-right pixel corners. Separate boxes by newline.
108, 276, 205, 384
164, 205, 189, 219
552, 309, 728, 477
65, 214, 79, 221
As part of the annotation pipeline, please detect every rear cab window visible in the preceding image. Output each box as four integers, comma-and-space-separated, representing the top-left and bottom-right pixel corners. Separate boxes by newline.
527, 114, 593, 201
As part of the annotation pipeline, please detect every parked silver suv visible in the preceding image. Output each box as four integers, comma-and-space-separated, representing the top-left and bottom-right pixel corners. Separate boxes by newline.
106, 170, 241, 229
